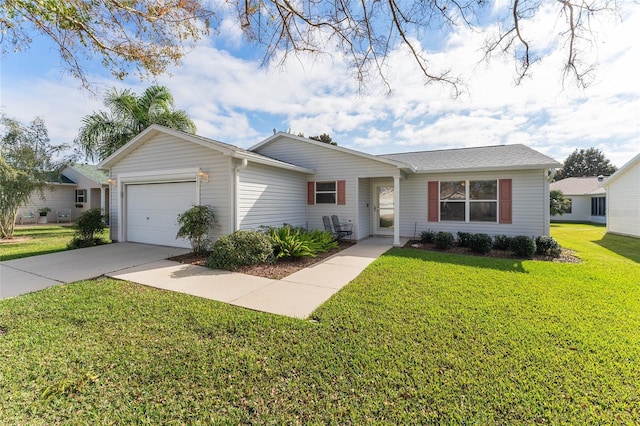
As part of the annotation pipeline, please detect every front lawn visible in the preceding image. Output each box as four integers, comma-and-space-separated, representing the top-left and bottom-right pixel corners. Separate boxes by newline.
0, 226, 110, 261
0, 224, 638, 423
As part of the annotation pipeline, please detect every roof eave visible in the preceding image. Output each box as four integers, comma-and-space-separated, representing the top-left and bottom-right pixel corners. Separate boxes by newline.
233, 151, 316, 175
411, 163, 561, 174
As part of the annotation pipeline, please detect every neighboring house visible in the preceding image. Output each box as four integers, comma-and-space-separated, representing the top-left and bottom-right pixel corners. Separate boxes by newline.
17, 164, 109, 223
603, 153, 640, 238
550, 177, 607, 224
98, 125, 560, 249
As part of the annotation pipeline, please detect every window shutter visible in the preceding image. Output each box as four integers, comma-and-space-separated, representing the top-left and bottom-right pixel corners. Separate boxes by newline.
337, 180, 346, 205
307, 181, 315, 205
427, 181, 439, 222
499, 179, 512, 224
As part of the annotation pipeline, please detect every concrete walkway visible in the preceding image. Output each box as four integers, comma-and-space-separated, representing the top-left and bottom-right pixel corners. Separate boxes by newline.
108, 237, 398, 318
1, 243, 189, 299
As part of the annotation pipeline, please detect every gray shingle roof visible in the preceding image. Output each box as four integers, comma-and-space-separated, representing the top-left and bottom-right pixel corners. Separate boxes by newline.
380, 144, 560, 173
550, 177, 606, 195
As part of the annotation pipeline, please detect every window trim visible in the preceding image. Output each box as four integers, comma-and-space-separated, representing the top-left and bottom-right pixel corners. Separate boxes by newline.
438, 179, 499, 223
591, 196, 605, 216
315, 181, 337, 204
75, 189, 87, 204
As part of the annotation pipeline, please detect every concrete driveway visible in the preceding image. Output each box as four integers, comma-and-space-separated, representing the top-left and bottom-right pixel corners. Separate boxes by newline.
0, 243, 189, 299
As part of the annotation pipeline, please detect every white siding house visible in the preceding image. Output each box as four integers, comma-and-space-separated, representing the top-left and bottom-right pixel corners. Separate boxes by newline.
604, 153, 640, 238
99, 125, 561, 249
550, 177, 607, 224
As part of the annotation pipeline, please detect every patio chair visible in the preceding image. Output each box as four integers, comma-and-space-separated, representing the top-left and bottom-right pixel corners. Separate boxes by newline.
322, 216, 334, 233
56, 209, 72, 223
19, 211, 36, 225
331, 215, 353, 241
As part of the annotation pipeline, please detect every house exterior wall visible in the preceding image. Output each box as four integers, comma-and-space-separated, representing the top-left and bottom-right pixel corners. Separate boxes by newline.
398, 169, 550, 238
17, 185, 76, 222
107, 133, 232, 242
551, 195, 591, 222
61, 167, 105, 216
254, 136, 401, 240
237, 161, 308, 231
357, 178, 371, 238
607, 162, 640, 238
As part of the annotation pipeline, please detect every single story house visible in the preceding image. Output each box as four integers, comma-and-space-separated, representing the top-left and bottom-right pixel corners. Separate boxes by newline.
603, 153, 640, 238
550, 177, 607, 224
97, 125, 561, 249
17, 164, 109, 224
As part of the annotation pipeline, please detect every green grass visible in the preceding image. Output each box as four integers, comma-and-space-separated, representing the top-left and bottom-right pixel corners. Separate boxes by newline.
0, 226, 110, 261
0, 224, 638, 424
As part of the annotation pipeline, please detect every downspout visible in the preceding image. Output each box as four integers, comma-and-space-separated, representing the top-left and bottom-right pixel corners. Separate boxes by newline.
234, 158, 248, 231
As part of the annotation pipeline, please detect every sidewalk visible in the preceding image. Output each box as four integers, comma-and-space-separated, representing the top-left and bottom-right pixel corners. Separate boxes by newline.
108, 237, 401, 318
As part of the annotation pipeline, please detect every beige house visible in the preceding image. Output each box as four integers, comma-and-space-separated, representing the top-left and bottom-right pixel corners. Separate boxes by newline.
17, 164, 109, 224
98, 125, 560, 248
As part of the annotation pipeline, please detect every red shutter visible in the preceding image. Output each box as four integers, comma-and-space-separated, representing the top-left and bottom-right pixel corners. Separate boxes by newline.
427, 181, 439, 222
499, 179, 512, 224
307, 181, 315, 205
337, 180, 346, 205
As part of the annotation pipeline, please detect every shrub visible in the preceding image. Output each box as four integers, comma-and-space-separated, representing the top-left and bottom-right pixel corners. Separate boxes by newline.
434, 231, 454, 250
207, 231, 273, 270
176, 205, 215, 255
493, 235, 513, 250
269, 226, 314, 259
68, 209, 107, 248
302, 229, 338, 253
420, 230, 435, 243
457, 232, 473, 247
510, 236, 536, 258
469, 233, 493, 254
536, 236, 562, 258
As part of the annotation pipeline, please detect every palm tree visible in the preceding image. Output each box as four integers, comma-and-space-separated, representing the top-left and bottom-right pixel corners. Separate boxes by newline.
76, 85, 196, 161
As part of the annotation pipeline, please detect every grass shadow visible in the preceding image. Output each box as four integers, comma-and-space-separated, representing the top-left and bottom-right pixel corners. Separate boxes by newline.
385, 248, 528, 273
593, 233, 640, 263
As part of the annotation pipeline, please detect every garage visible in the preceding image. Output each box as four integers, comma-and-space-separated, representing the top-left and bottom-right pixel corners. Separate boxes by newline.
125, 182, 195, 248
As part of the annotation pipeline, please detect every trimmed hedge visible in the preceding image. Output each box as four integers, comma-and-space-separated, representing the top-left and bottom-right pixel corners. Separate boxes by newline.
457, 232, 473, 248
434, 232, 454, 250
469, 233, 493, 254
493, 234, 513, 251
207, 231, 274, 270
536, 236, 562, 258
420, 230, 435, 244
510, 236, 537, 258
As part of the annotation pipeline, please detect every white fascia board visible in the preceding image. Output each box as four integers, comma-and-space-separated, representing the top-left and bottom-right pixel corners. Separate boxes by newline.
233, 151, 316, 175
413, 163, 560, 174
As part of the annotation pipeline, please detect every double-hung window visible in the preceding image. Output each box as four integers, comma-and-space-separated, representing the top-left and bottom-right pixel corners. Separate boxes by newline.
440, 180, 498, 222
315, 181, 337, 204
75, 189, 87, 203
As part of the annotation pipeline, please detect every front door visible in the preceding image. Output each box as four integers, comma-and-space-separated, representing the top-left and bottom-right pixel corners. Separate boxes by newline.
374, 184, 394, 235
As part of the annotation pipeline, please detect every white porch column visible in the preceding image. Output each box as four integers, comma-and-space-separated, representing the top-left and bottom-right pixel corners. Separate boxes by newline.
393, 175, 401, 247
100, 187, 106, 212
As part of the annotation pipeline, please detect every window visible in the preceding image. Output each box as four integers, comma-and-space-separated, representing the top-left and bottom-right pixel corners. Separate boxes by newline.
315, 181, 336, 204
439, 180, 498, 222
591, 197, 605, 216
75, 189, 87, 203
566, 198, 572, 214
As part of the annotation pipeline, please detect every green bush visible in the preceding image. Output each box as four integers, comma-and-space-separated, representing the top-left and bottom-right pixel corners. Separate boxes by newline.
493, 234, 513, 250
510, 236, 537, 258
457, 232, 473, 247
269, 226, 314, 259
206, 231, 273, 270
420, 230, 435, 243
469, 233, 493, 254
434, 231, 454, 250
302, 229, 338, 253
536, 236, 562, 258
176, 205, 215, 255
68, 209, 107, 248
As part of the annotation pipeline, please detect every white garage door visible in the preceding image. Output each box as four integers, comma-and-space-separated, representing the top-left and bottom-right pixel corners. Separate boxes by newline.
126, 182, 195, 248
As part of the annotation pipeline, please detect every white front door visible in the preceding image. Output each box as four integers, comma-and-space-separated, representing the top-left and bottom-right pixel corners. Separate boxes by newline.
126, 182, 195, 248
374, 184, 394, 235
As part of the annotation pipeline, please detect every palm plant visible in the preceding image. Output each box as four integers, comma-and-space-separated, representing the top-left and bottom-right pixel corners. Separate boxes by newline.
76, 85, 196, 161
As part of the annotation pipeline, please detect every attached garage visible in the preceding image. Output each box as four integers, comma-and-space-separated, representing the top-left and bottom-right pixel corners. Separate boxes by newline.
125, 181, 195, 248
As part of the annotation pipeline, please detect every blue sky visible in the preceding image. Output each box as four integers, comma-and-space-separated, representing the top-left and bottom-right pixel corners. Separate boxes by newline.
1, 3, 638, 168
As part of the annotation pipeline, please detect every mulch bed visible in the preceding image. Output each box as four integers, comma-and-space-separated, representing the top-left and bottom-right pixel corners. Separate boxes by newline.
170, 240, 357, 280
403, 240, 581, 263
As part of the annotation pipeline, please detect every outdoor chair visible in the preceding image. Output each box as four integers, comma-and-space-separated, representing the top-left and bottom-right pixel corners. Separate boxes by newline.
56, 209, 72, 223
331, 215, 353, 241
322, 216, 334, 233
19, 211, 36, 225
